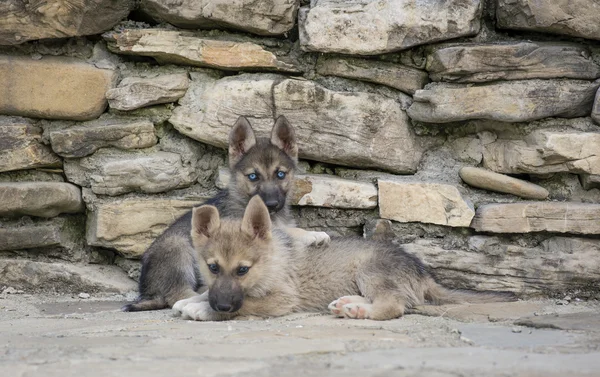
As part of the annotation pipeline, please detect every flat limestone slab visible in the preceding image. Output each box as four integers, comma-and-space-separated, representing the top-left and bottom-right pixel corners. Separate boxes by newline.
0, 182, 83, 218
0, 259, 136, 294
64, 149, 198, 196
140, 0, 298, 36
299, 0, 482, 55
497, 0, 600, 41
471, 202, 600, 234
515, 312, 600, 332
378, 180, 474, 227
412, 301, 547, 323
405, 236, 600, 295
86, 198, 207, 258
106, 74, 189, 111
316, 56, 429, 94
427, 42, 600, 83
49, 120, 157, 158
0, 120, 61, 173
170, 73, 421, 173
459, 167, 549, 199
104, 29, 299, 72
483, 131, 600, 175
0, 0, 133, 45
0, 56, 117, 120
408, 79, 600, 123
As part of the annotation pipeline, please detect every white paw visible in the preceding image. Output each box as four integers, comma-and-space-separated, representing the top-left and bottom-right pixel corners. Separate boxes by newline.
304, 231, 330, 247
328, 296, 370, 318
342, 303, 372, 319
181, 302, 214, 321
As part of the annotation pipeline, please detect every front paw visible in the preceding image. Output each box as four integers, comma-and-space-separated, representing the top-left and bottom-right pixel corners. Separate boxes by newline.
304, 231, 330, 247
181, 302, 215, 321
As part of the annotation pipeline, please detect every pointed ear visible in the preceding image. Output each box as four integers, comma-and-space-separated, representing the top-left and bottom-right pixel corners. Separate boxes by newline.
191, 205, 220, 248
241, 196, 272, 241
228, 116, 257, 168
271, 115, 298, 161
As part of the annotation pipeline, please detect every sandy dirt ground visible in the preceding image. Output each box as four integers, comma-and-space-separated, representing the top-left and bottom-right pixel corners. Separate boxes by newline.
1, 292, 599, 377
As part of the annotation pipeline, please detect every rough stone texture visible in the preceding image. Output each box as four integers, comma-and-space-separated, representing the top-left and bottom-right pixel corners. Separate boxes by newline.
86, 198, 206, 258
427, 42, 600, 83
0, 222, 64, 251
471, 202, 600, 234
104, 29, 299, 73
459, 167, 549, 199
291, 174, 377, 209
593, 88, 600, 124
483, 131, 600, 175
106, 74, 190, 111
64, 149, 198, 196
406, 236, 600, 296
580, 174, 600, 190
0, 182, 84, 218
0, 0, 133, 45
0, 56, 117, 121
413, 301, 547, 323
140, 0, 299, 36
171, 73, 421, 173
516, 312, 600, 332
316, 56, 429, 94
0, 120, 61, 173
497, 0, 600, 41
0, 260, 136, 293
378, 180, 475, 227
299, 0, 483, 55
408, 80, 600, 123
49, 120, 157, 158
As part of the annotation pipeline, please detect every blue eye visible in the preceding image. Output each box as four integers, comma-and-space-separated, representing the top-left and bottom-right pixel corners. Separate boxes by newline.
248, 173, 258, 182
237, 266, 250, 276
208, 264, 219, 274
276, 171, 286, 179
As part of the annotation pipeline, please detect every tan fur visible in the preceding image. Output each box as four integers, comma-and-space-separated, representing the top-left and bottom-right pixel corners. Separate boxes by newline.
176, 197, 516, 321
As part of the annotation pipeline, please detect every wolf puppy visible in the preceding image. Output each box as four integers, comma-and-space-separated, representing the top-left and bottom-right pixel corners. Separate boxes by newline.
174, 196, 516, 321
123, 116, 328, 312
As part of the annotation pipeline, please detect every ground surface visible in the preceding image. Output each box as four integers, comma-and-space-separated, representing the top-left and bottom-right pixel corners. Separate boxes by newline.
1, 292, 599, 377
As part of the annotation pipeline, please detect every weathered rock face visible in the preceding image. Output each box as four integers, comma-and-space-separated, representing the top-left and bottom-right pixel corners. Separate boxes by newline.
483, 131, 600, 175
406, 236, 600, 296
49, 120, 157, 158
104, 29, 299, 73
86, 198, 206, 258
593, 89, 600, 125
378, 180, 475, 227
459, 167, 549, 199
0, 120, 61, 173
217, 169, 377, 209
300, 0, 482, 55
471, 202, 600, 234
170, 73, 422, 173
0, 259, 136, 293
0, 0, 133, 45
0, 56, 117, 121
106, 74, 190, 111
427, 42, 600, 83
580, 175, 600, 190
497, 0, 600, 41
316, 56, 429, 95
140, 0, 299, 36
0, 182, 84, 218
64, 149, 198, 196
407, 80, 599, 123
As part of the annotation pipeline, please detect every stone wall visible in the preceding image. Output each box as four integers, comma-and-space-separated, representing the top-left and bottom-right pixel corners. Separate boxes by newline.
1, 0, 599, 298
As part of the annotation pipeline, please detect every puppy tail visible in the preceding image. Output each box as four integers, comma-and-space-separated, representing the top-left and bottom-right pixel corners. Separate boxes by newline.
122, 297, 167, 312
425, 278, 517, 305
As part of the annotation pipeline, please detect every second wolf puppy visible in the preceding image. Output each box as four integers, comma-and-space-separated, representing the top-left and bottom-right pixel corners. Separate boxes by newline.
174, 196, 516, 321
124, 116, 328, 312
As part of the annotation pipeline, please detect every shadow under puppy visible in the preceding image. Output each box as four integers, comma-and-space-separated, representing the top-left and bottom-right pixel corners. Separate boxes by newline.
174, 196, 516, 321
123, 116, 328, 312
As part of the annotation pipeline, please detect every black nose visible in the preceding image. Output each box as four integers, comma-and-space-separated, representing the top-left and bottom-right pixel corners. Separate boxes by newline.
264, 199, 279, 209
216, 303, 232, 312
